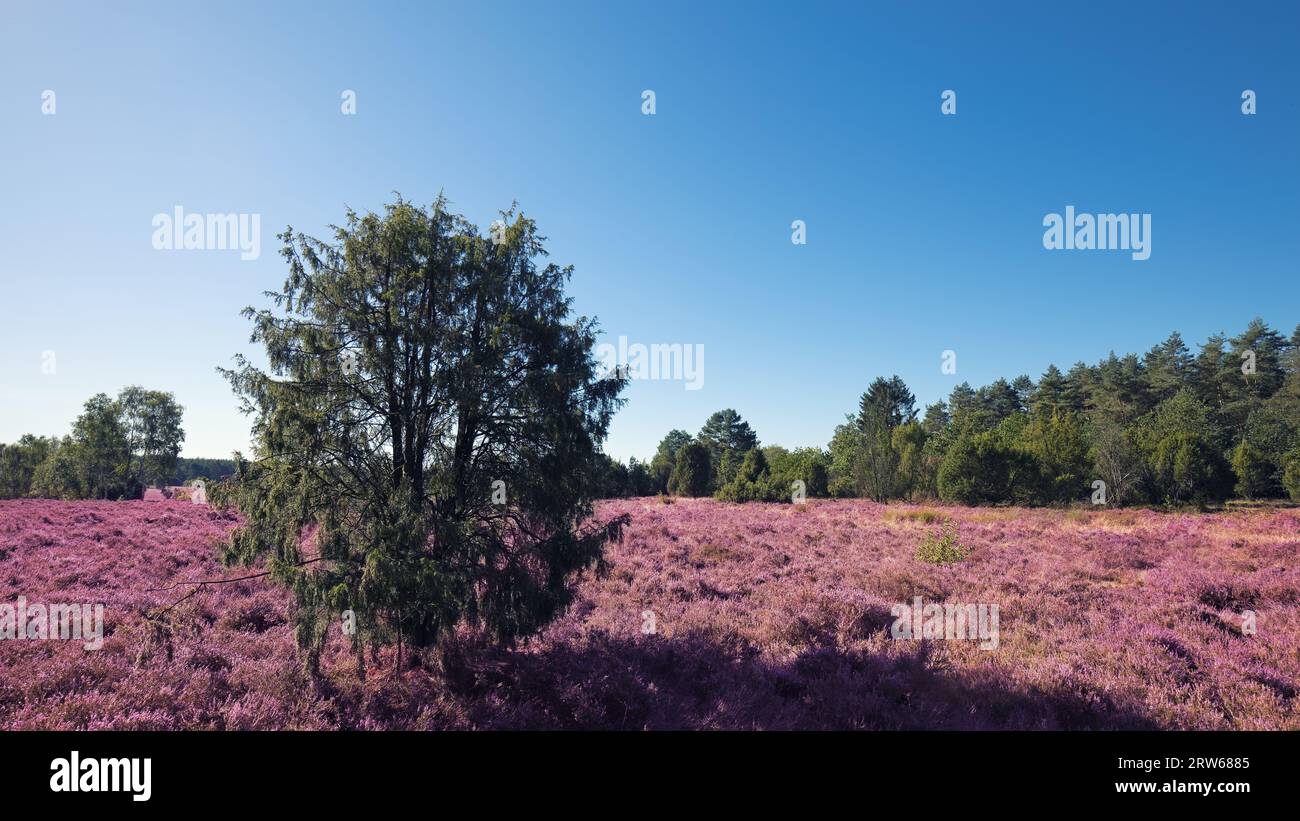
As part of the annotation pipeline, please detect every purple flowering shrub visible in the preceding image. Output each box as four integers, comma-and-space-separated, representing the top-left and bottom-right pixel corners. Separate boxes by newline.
1, 497, 1297, 729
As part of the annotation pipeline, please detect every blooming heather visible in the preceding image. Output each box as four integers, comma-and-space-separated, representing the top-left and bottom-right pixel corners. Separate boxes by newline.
1, 498, 1297, 729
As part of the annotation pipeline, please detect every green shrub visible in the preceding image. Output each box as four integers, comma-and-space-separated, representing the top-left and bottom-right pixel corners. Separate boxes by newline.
1150, 431, 1232, 506
1283, 449, 1300, 503
668, 441, 713, 497
1232, 440, 1274, 499
915, 520, 969, 565
886, 508, 944, 524
937, 431, 1035, 505
716, 448, 785, 502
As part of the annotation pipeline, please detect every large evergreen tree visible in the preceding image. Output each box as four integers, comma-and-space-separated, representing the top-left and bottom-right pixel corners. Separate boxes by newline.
854, 376, 917, 501
1142, 331, 1192, 403
858, 375, 917, 430
220, 196, 627, 676
697, 409, 758, 489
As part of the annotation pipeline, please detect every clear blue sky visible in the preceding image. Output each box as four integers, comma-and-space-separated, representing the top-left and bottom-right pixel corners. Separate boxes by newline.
1, 1, 1297, 461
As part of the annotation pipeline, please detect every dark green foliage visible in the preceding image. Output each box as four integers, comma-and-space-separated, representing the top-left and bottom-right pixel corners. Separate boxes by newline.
649, 429, 692, 493
627, 457, 655, 496
1015, 410, 1091, 504
1142, 332, 1192, 403
1230, 319, 1287, 403
827, 417, 865, 498
2, 388, 184, 500
30, 437, 82, 499
1135, 389, 1232, 505
921, 401, 950, 437
171, 458, 237, 485
592, 454, 656, 498
1091, 353, 1153, 422
697, 409, 758, 491
1232, 440, 1274, 500
858, 375, 916, 430
715, 448, 743, 490
1149, 432, 1232, 506
639, 318, 1297, 508
219, 195, 626, 674
854, 375, 917, 502
668, 441, 712, 497
592, 453, 631, 498
947, 382, 978, 418
0, 435, 55, 499
764, 445, 829, 499
1033, 365, 1069, 415
1061, 362, 1093, 414
937, 429, 1035, 505
714, 446, 823, 503
716, 448, 781, 502
1241, 406, 1295, 488
71, 393, 130, 499
117, 386, 186, 493
1190, 333, 1232, 420
891, 421, 929, 500
1284, 448, 1300, 502
975, 377, 1024, 425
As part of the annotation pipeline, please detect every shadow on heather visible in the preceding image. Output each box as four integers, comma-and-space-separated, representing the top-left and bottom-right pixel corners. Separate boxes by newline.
426, 631, 1160, 730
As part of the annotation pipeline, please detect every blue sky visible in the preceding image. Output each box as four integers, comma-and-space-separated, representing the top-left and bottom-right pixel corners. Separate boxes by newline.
1, 1, 1297, 461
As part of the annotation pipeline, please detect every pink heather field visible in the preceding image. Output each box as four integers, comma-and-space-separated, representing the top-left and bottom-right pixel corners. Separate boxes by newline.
1, 497, 1298, 730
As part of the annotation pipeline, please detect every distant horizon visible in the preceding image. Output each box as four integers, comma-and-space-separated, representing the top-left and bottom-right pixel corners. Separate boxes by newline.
133, 316, 1296, 462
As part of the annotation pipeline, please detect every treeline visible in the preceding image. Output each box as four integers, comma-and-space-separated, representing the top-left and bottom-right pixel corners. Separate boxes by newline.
0, 387, 191, 501
600, 319, 1300, 507
595, 408, 830, 502
172, 457, 237, 485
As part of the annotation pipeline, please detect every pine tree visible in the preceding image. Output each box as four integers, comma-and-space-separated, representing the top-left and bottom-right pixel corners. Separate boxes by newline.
1033, 365, 1068, 415
1061, 362, 1095, 414
697, 410, 758, 491
1142, 331, 1192, 403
